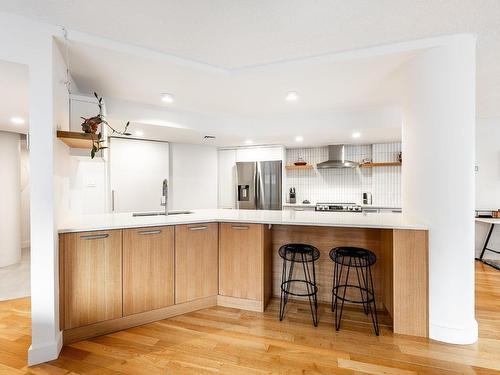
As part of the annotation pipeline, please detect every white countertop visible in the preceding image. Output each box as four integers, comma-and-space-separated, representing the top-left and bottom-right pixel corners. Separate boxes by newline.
475, 217, 500, 224
282, 202, 316, 208
58, 209, 427, 233
282, 202, 402, 209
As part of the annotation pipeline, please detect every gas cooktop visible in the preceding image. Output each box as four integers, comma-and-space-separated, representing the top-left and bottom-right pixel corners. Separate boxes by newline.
315, 203, 362, 212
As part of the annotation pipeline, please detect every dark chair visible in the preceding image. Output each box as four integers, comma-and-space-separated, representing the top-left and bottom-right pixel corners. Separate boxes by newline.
329, 247, 379, 335
278, 243, 320, 326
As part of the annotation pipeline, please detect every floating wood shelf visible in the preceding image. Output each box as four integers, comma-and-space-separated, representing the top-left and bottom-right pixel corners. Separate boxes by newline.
285, 164, 314, 171
360, 162, 402, 168
57, 131, 96, 149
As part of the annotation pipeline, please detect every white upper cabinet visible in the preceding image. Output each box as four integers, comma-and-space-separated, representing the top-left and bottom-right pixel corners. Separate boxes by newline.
235, 146, 285, 162
109, 138, 169, 213
218, 149, 237, 209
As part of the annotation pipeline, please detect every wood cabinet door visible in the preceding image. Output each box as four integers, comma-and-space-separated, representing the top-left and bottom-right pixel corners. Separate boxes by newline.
219, 223, 263, 300
60, 230, 123, 330
175, 223, 218, 304
123, 226, 174, 316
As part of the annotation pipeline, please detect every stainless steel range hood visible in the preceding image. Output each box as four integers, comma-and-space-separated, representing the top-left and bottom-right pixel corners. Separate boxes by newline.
316, 145, 359, 169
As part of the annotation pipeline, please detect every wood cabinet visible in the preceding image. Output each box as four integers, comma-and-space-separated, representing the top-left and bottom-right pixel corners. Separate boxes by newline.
59, 230, 123, 330
219, 223, 271, 303
123, 226, 175, 316
175, 223, 218, 304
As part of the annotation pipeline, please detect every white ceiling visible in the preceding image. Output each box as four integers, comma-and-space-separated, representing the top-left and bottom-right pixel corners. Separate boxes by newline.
64, 39, 414, 116
60, 38, 407, 146
1, 0, 499, 118
0, 60, 28, 134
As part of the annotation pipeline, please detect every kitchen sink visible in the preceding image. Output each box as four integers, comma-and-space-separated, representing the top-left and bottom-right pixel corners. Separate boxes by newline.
132, 211, 194, 217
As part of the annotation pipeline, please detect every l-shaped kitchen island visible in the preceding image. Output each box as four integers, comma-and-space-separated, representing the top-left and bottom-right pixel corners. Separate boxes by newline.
57, 209, 428, 344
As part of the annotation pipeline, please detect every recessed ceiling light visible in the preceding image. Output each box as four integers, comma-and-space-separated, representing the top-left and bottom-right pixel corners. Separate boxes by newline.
11, 117, 25, 125
134, 130, 144, 137
160, 93, 174, 103
286, 91, 298, 102
244, 140, 253, 145
352, 132, 361, 139
295, 135, 304, 142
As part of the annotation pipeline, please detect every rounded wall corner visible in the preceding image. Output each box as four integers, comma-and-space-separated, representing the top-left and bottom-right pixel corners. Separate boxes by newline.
429, 319, 478, 345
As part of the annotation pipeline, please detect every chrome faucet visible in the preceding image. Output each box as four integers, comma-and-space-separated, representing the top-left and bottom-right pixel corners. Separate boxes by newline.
161, 178, 168, 215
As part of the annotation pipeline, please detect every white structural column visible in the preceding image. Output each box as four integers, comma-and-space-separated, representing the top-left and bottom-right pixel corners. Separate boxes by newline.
0, 132, 21, 267
0, 13, 63, 365
28, 39, 63, 364
401, 35, 477, 344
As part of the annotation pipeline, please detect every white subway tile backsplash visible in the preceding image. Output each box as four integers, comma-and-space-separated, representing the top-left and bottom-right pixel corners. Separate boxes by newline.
285, 143, 401, 207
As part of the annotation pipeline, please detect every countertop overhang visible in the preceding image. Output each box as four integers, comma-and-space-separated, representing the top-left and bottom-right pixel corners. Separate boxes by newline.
58, 209, 428, 233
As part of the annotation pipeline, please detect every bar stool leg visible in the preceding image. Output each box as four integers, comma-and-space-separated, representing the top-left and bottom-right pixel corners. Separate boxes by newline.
279, 256, 287, 321
311, 257, 319, 326
366, 262, 379, 336
331, 259, 337, 312
355, 257, 369, 315
279, 252, 296, 321
336, 257, 352, 331
300, 253, 318, 326
332, 257, 344, 314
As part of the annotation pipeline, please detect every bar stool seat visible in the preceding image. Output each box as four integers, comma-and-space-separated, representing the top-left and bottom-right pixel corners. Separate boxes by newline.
279, 243, 320, 326
329, 246, 379, 335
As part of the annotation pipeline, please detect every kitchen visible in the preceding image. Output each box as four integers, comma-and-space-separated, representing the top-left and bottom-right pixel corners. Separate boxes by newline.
0, 4, 498, 374
217, 143, 402, 213
49, 35, 455, 368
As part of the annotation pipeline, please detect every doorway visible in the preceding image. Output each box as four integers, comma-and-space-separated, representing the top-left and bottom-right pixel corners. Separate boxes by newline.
0, 59, 30, 302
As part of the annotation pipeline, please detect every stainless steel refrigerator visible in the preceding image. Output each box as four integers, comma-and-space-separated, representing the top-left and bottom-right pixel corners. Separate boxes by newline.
236, 161, 282, 210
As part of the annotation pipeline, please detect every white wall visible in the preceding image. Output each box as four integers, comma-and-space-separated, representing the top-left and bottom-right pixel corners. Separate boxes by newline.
169, 143, 218, 210
69, 158, 107, 214
0, 132, 21, 267
400, 35, 477, 344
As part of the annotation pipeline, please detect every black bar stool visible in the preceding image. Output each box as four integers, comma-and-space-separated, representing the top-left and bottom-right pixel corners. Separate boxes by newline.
329, 247, 379, 335
279, 243, 320, 326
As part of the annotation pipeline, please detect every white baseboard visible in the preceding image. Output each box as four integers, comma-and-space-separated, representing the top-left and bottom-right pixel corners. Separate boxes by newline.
28, 330, 63, 366
429, 319, 478, 344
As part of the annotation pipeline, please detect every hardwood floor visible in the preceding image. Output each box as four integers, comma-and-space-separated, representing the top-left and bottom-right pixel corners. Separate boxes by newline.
1, 262, 499, 374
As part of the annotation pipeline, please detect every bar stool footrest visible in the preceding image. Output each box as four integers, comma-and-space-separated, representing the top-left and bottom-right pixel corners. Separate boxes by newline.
281, 280, 318, 297
332, 284, 375, 304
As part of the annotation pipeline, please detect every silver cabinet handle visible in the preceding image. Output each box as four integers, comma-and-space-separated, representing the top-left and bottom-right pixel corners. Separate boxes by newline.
138, 229, 162, 235
188, 226, 207, 231
111, 190, 115, 212
231, 225, 249, 230
80, 233, 109, 240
